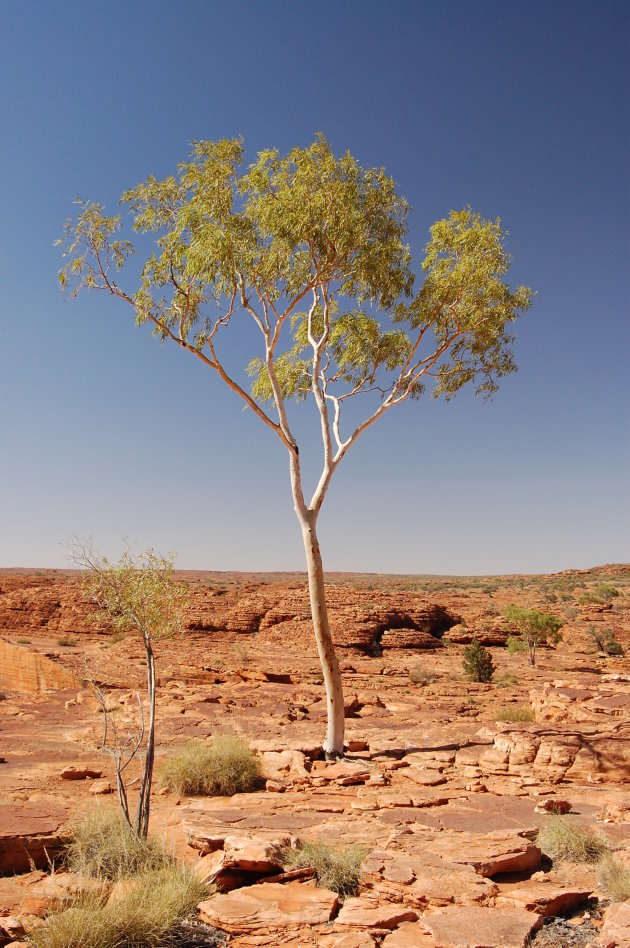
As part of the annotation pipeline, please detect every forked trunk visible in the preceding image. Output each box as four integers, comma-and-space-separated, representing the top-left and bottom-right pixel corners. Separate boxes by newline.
300, 514, 345, 757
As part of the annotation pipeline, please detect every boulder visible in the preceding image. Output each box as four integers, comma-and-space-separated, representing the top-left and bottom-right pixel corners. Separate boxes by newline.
599, 900, 630, 948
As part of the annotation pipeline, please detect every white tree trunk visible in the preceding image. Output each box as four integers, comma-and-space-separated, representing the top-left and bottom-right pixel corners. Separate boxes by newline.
300, 513, 345, 757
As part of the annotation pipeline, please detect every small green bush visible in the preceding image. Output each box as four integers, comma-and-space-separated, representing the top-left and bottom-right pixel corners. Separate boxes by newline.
462, 640, 495, 682
537, 817, 610, 863
598, 854, 630, 902
159, 736, 261, 796
66, 809, 169, 881
284, 840, 367, 896
57, 637, 76, 647
595, 583, 620, 600
495, 704, 534, 723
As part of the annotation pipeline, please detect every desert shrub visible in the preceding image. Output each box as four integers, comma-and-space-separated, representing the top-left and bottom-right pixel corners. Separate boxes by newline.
17, 637, 32, 644
504, 606, 563, 665
506, 635, 527, 655
28, 863, 208, 948
284, 840, 367, 896
537, 817, 610, 863
564, 606, 579, 620
494, 672, 520, 688
57, 637, 76, 647
588, 627, 624, 656
408, 665, 435, 686
66, 809, 170, 881
597, 854, 630, 902
595, 583, 619, 600
495, 704, 534, 723
462, 640, 495, 682
579, 593, 603, 606
159, 736, 261, 796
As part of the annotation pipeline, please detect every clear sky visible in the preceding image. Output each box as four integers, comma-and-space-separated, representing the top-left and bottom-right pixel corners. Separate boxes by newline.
0, 0, 628, 574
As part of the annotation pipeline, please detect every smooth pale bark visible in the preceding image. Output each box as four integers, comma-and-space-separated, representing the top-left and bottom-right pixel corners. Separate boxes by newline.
300, 513, 345, 756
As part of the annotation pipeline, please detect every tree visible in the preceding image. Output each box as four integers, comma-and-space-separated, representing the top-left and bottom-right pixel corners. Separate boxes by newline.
462, 639, 495, 682
58, 135, 532, 756
504, 605, 562, 666
72, 544, 186, 837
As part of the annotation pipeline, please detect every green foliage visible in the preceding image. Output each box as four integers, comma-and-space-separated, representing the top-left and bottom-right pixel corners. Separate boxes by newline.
588, 627, 624, 656
598, 855, 630, 902
284, 840, 367, 896
159, 736, 262, 796
66, 808, 170, 881
595, 583, 619, 600
537, 817, 610, 863
462, 640, 495, 682
504, 605, 563, 665
506, 634, 527, 655
58, 136, 532, 434
76, 546, 187, 644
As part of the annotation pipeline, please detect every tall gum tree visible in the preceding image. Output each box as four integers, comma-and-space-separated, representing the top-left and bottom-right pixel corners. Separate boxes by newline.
58, 135, 532, 756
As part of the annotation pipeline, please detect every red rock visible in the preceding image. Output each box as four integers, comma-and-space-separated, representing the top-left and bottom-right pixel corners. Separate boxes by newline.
424, 832, 541, 878
197, 881, 339, 933
599, 900, 630, 948
499, 881, 592, 916
422, 905, 543, 947
335, 897, 418, 929
59, 766, 103, 780
382, 922, 436, 946
0, 805, 68, 873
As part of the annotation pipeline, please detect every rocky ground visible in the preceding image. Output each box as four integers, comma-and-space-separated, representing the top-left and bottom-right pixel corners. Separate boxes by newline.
1, 565, 629, 947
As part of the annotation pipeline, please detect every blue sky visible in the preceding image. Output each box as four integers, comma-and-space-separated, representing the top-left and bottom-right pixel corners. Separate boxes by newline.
0, 0, 628, 573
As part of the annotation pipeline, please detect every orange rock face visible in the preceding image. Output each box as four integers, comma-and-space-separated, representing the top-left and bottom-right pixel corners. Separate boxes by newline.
0, 564, 629, 946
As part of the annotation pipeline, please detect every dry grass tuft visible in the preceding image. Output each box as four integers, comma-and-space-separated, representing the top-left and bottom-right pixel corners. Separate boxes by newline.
28, 863, 208, 948
159, 735, 261, 797
495, 704, 534, 723
537, 816, 610, 863
597, 854, 630, 902
284, 840, 368, 896
66, 808, 169, 881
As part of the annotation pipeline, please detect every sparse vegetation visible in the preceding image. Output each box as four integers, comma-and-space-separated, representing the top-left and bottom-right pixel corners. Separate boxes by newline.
537, 817, 610, 863
284, 840, 367, 896
506, 635, 527, 655
595, 583, 620, 600
587, 626, 624, 656
495, 704, 534, 723
597, 854, 630, 902
28, 863, 208, 948
66, 808, 170, 881
159, 736, 261, 797
17, 637, 32, 644
462, 640, 495, 682
504, 605, 563, 665
57, 637, 75, 647
494, 672, 520, 688
408, 665, 435, 686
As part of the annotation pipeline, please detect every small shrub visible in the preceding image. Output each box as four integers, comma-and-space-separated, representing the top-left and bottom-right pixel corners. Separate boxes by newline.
506, 635, 527, 655
579, 593, 604, 606
284, 840, 367, 896
159, 736, 261, 796
462, 640, 495, 682
28, 863, 208, 948
408, 665, 435, 686
595, 583, 619, 600
588, 627, 624, 656
598, 854, 630, 902
537, 817, 610, 863
495, 704, 534, 723
494, 672, 520, 688
57, 637, 76, 647
17, 637, 32, 645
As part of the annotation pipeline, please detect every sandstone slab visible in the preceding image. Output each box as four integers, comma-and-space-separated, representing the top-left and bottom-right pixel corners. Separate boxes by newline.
422, 905, 543, 947
197, 881, 339, 933
0, 805, 68, 874
599, 900, 630, 948
335, 896, 418, 929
